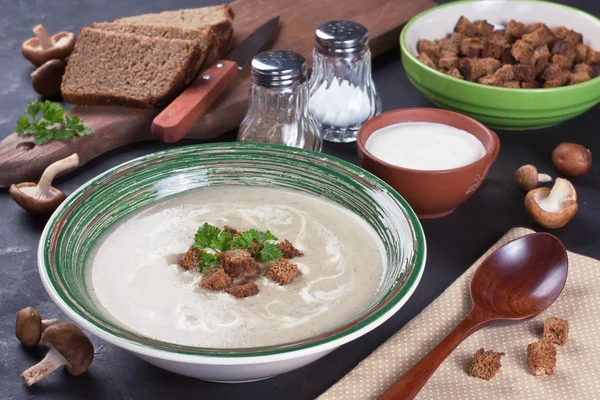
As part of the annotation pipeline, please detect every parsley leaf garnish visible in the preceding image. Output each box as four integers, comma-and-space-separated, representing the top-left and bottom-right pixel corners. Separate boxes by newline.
210, 231, 233, 252
198, 252, 220, 272
15, 100, 93, 144
193, 223, 221, 249
259, 243, 284, 261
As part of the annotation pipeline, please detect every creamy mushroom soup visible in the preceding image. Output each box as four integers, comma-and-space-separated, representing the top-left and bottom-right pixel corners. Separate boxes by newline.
86, 186, 386, 348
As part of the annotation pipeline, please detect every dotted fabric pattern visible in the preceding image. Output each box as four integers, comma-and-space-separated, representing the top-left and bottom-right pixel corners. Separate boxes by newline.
319, 228, 600, 399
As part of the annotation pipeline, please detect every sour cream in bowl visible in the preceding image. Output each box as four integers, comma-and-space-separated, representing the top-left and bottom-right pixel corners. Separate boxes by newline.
357, 108, 500, 219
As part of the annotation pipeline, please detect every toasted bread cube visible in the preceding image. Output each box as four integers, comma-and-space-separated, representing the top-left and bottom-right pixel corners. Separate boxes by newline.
522, 25, 555, 47
417, 39, 440, 61
200, 268, 232, 291
544, 316, 569, 345
223, 225, 242, 237
475, 20, 494, 37
564, 30, 583, 45
460, 57, 501, 82
221, 249, 258, 278
469, 348, 505, 381
225, 282, 259, 298
494, 64, 515, 81
482, 35, 509, 59
552, 26, 569, 40
552, 54, 573, 71
438, 38, 460, 56
513, 63, 536, 82
522, 80, 542, 88
533, 45, 551, 74
542, 64, 567, 87
439, 56, 460, 70
527, 340, 557, 376
461, 37, 484, 58
417, 52, 437, 70
524, 22, 545, 34
276, 239, 303, 259
575, 44, 589, 64
439, 50, 458, 59
267, 258, 301, 285
177, 248, 203, 270
552, 41, 577, 65
506, 19, 525, 43
454, 16, 477, 37
501, 50, 516, 65
445, 67, 464, 79
588, 48, 600, 65
574, 63, 596, 78
449, 32, 465, 47
511, 40, 534, 64
502, 80, 521, 88
478, 74, 500, 86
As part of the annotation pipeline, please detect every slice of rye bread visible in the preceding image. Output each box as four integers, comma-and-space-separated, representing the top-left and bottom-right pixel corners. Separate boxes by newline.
61, 28, 201, 108
91, 22, 217, 76
113, 5, 234, 58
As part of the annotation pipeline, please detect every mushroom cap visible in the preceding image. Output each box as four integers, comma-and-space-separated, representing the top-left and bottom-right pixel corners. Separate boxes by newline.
31, 59, 65, 98
552, 143, 592, 177
515, 164, 539, 191
41, 323, 94, 376
9, 182, 66, 215
21, 32, 75, 67
524, 179, 578, 229
15, 307, 42, 347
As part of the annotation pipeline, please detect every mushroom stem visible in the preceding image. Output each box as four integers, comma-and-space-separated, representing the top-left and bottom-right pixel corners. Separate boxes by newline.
33, 25, 54, 50
37, 154, 80, 197
41, 318, 60, 331
537, 178, 576, 213
538, 173, 552, 183
21, 347, 68, 387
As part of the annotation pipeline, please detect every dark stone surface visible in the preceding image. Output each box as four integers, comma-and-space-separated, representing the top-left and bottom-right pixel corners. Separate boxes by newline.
0, 0, 598, 399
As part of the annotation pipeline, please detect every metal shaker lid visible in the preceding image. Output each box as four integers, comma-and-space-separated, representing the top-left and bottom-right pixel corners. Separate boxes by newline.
315, 20, 368, 56
250, 50, 308, 88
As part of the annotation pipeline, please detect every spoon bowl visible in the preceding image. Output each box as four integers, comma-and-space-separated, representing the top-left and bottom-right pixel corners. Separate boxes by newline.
380, 233, 568, 400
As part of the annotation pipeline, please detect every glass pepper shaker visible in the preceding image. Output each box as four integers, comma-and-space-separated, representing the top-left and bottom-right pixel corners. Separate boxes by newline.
309, 20, 382, 143
238, 50, 322, 152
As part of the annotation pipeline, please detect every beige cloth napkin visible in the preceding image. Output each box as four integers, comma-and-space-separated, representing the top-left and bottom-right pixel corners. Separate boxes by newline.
319, 227, 600, 399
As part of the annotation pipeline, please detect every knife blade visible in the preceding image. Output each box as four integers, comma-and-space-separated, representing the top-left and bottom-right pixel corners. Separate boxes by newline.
152, 16, 280, 143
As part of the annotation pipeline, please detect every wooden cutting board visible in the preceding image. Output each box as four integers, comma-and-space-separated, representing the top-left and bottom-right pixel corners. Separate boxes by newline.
0, 0, 437, 187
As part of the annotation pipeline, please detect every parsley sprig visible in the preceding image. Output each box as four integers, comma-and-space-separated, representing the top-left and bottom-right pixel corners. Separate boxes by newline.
192, 223, 284, 272
16, 100, 93, 144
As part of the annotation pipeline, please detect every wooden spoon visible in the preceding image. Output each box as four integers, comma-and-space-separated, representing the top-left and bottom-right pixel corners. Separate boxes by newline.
379, 232, 568, 400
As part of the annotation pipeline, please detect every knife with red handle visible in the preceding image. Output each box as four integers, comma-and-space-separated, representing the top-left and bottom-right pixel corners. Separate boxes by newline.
152, 16, 280, 143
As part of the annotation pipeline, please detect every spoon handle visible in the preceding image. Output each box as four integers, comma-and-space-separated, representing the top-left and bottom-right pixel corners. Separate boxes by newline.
379, 310, 486, 400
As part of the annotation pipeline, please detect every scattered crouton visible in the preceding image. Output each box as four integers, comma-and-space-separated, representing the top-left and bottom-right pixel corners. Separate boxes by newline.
552, 41, 577, 66
418, 39, 440, 61
454, 16, 477, 37
506, 20, 525, 43
439, 37, 460, 56
522, 24, 555, 47
552, 55, 573, 71
276, 239, 303, 259
267, 258, 301, 285
552, 26, 569, 40
445, 68, 464, 79
575, 44, 589, 64
225, 282, 259, 298
527, 339, 557, 376
588, 48, 600, 65
223, 225, 242, 236
533, 45, 551, 74
439, 56, 460, 70
511, 40, 534, 64
574, 63, 596, 78
513, 63, 536, 82
469, 348, 505, 380
482, 35, 510, 59
563, 30, 583, 45
177, 248, 203, 270
494, 64, 515, 81
200, 268, 232, 291
524, 22, 545, 34
221, 249, 259, 278
544, 316, 569, 345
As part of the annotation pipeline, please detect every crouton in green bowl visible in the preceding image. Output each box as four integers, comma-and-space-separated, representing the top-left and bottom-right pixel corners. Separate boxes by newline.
400, 0, 600, 130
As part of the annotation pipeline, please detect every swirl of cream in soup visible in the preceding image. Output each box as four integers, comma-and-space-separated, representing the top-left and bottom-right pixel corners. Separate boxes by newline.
87, 186, 386, 348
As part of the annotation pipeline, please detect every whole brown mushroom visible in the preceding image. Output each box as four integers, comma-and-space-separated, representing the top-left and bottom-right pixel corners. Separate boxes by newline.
21, 24, 75, 67
515, 165, 552, 191
21, 323, 94, 387
552, 143, 592, 177
524, 178, 578, 229
9, 153, 79, 215
15, 307, 59, 347
31, 59, 66, 97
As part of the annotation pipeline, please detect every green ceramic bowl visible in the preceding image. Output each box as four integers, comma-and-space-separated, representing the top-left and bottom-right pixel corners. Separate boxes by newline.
400, 0, 600, 130
38, 143, 426, 382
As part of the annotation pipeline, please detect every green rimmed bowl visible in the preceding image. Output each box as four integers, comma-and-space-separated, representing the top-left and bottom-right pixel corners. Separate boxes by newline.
401, 0, 600, 130
38, 142, 426, 382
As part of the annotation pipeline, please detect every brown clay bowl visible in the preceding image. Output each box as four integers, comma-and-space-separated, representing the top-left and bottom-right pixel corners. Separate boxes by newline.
357, 108, 500, 219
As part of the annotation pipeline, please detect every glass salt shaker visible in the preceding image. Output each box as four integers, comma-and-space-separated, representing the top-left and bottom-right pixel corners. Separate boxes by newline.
238, 50, 322, 152
309, 20, 381, 143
